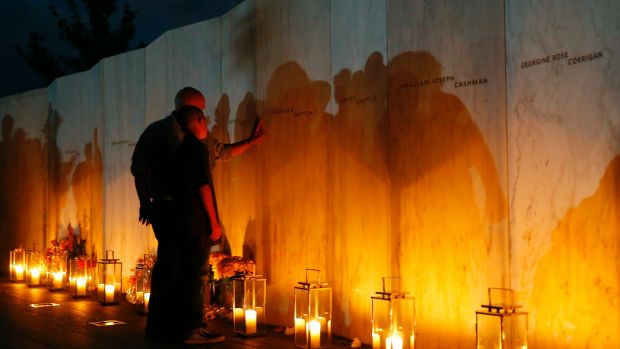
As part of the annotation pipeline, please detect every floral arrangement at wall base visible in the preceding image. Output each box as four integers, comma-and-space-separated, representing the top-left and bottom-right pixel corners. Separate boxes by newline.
205, 252, 256, 320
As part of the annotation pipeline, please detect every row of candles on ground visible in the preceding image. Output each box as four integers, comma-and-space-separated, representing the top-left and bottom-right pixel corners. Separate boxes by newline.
10, 248, 125, 305
229, 270, 528, 349
11, 247, 527, 348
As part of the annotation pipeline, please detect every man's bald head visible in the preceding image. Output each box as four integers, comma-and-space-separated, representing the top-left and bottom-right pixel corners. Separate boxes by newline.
175, 87, 206, 111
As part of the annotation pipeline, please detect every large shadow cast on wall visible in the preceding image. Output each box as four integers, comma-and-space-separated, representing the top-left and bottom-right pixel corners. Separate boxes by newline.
386, 51, 507, 347
45, 105, 102, 256
70, 128, 103, 256
530, 155, 620, 348
330, 51, 389, 333
0, 114, 47, 273
210, 91, 260, 259
256, 60, 332, 317
45, 106, 75, 242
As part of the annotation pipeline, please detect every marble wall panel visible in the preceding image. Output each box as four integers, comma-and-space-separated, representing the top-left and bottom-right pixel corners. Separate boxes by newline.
0, 88, 49, 272
255, 0, 332, 326
102, 49, 154, 275
47, 65, 104, 259
145, 33, 169, 125
165, 19, 222, 121
329, 0, 389, 342
217, 0, 259, 259
507, 0, 620, 347
387, 0, 508, 347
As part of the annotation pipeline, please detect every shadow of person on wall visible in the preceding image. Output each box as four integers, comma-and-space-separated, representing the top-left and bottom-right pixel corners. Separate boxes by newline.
254, 60, 332, 315
330, 51, 390, 331
71, 127, 103, 251
43, 104, 77, 241
209, 92, 261, 258
0, 114, 47, 273
0, 115, 19, 273
383, 50, 508, 347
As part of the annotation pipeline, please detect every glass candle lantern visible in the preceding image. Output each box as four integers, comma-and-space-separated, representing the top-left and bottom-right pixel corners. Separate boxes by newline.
135, 256, 153, 314
10, 248, 25, 282
476, 288, 528, 349
294, 269, 332, 348
25, 249, 46, 287
232, 275, 266, 336
46, 250, 68, 291
97, 250, 122, 305
70, 256, 94, 298
371, 277, 416, 349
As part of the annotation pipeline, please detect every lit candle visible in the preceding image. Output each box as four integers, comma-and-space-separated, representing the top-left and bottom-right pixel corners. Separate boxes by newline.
410, 334, 415, 348
295, 318, 306, 339
372, 333, 381, 349
309, 320, 321, 348
144, 292, 150, 312
386, 334, 403, 349
105, 284, 115, 302
76, 277, 87, 296
245, 309, 257, 334
30, 268, 41, 286
52, 272, 63, 289
15, 265, 24, 281
70, 276, 76, 290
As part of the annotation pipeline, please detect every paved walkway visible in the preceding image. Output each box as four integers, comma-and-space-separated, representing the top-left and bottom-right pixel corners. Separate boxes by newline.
0, 279, 360, 349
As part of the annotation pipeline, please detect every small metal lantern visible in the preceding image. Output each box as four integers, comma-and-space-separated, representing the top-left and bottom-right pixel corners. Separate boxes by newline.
476, 288, 528, 349
232, 274, 267, 336
371, 277, 416, 349
9, 247, 25, 282
135, 255, 153, 314
25, 249, 46, 287
97, 250, 122, 305
46, 250, 68, 291
70, 256, 94, 298
294, 269, 332, 348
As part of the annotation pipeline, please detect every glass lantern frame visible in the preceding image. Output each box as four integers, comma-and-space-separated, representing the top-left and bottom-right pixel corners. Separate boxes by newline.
294, 269, 332, 349
232, 275, 267, 337
135, 256, 153, 314
10, 248, 25, 282
46, 250, 68, 291
97, 250, 122, 305
371, 277, 416, 349
476, 288, 528, 349
70, 256, 95, 298
25, 249, 46, 287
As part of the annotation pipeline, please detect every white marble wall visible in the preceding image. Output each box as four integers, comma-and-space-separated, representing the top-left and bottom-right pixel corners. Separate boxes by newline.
386, 1, 508, 347
254, 0, 332, 326
48, 66, 105, 257
507, 0, 620, 347
102, 48, 154, 274
217, 0, 258, 259
0, 88, 49, 268
330, 0, 390, 341
1, 0, 619, 347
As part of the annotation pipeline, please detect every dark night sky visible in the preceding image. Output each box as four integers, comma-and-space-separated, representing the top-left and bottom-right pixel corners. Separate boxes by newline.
0, 0, 244, 98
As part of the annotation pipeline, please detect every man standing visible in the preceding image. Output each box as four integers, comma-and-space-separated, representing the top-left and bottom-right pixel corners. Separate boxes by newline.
131, 87, 263, 343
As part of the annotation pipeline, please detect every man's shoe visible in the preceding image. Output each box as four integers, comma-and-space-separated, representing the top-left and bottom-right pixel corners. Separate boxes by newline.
184, 330, 225, 345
